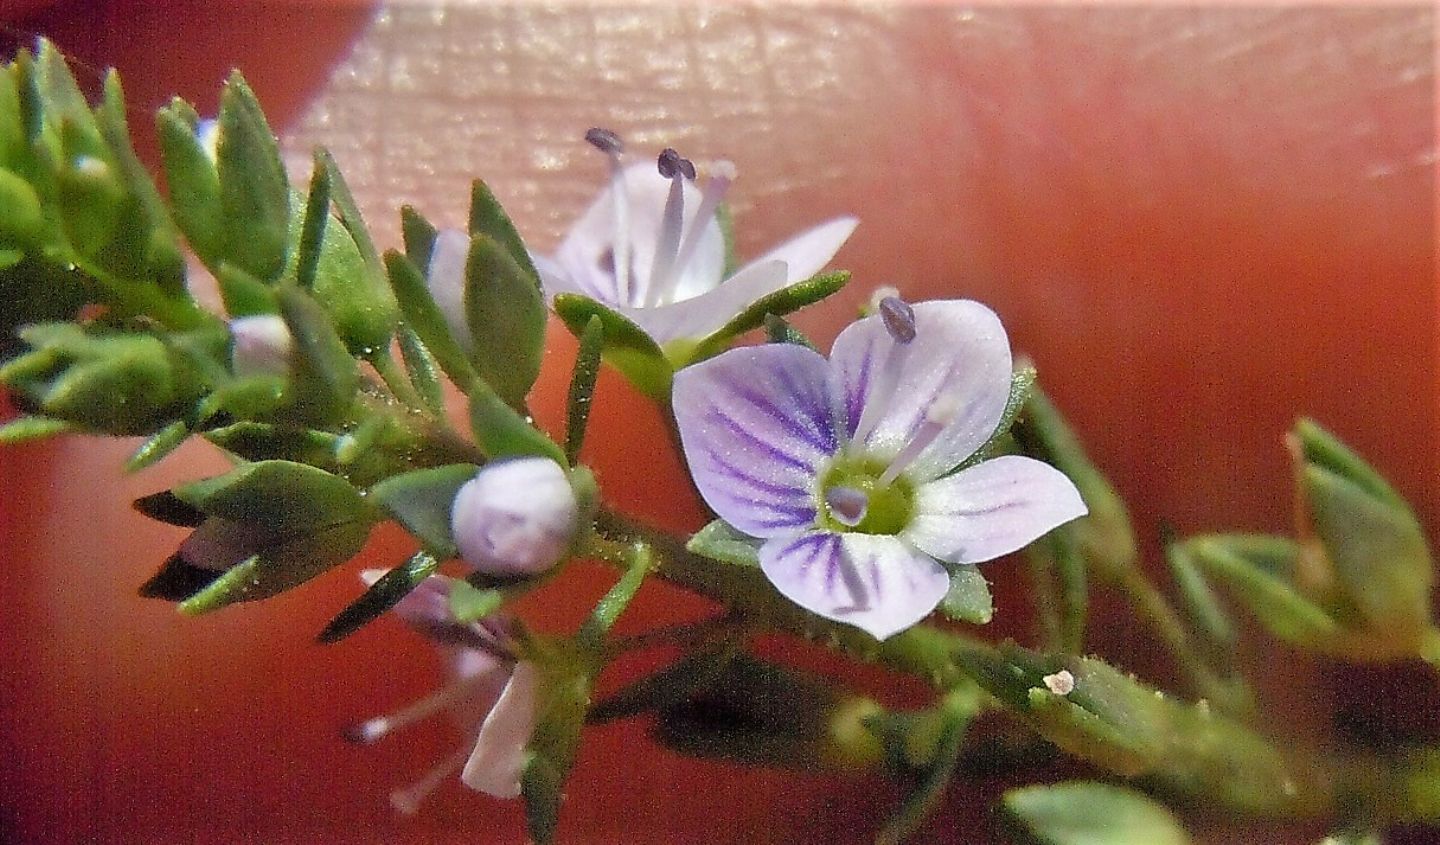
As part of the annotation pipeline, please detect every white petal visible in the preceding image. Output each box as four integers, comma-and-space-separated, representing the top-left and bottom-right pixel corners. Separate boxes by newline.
461, 661, 541, 799
905, 455, 1088, 564
530, 251, 585, 299
830, 299, 1013, 481
426, 228, 473, 352
759, 531, 949, 641
619, 259, 789, 344
672, 343, 838, 537
736, 216, 858, 284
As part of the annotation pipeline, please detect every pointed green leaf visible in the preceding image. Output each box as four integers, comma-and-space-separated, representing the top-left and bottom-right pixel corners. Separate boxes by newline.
396, 324, 445, 416
876, 689, 979, 845
0, 415, 72, 444
368, 463, 479, 557
469, 387, 566, 464
125, 420, 188, 472
687, 271, 850, 363
552, 293, 673, 401
762, 313, 817, 350
178, 519, 371, 614
216, 71, 289, 282
0, 167, 43, 247
156, 99, 223, 268
401, 204, 438, 269
312, 149, 397, 353
1003, 781, 1191, 845
448, 577, 506, 623
564, 315, 603, 464
468, 179, 540, 283
1163, 535, 1237, 652
276, 284, 360, 425
215, 262, 277, 317
686, 519, 762, 567
589, 639, 741, 723
203, 421, 342, 469
464, 232, 545, 406
317, 550, 439, 643
295, 156, 330, 291
939, 566, 993, 624
384, 249, 480, 389
1186, 534, 1341, 647
132, 490, 207, 527
175, 459, 368, 532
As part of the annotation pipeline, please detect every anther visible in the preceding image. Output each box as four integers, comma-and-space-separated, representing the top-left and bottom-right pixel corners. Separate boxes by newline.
657, 148, 696, 180
879, 296, 917, 344
584, 127, 624, 155
826, 486, 870, 528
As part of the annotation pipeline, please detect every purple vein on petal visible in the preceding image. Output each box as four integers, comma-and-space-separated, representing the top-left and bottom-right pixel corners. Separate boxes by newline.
728, 382, 832, 454
706, 410, 818, 472
700, 447, 811, 499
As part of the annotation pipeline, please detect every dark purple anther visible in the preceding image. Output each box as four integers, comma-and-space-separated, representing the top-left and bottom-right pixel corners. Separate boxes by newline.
585, 127, 625, 154
657, 148, 696, 180
879, 296, 916, 344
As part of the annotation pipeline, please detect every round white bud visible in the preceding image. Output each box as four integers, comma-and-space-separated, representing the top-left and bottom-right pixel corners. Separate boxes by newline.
451, 457, 578, 576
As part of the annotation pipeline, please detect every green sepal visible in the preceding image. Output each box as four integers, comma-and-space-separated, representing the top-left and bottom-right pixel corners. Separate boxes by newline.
367, 463, 480, 557
384, 249, 480, 389
276, 284, 360, 425
203, 422, 343, 470
1294, 419, 1432, 634
124, 420, 189, 472
317, 550, 439, 643
552, 293, 673, 401
1002, 781, 1191, 845
1163, 533, 1238, 655
214, 262, 277, 317
0, 167, 44, 247
396, 324, 445, 416
564, 315, 603, 464
469, 387, 566, 464
310, 149, 397, 353
0, 415, 72, 444
156, 98, 223, 268
400, 204, 438, 269
174, 459, 369, 533
214, 71, 289, 282
762, 313, 817, 350
196, 374, 287, 424
464, 232, 545, 407
521, 656, 592, 845
685, 271, 850, 364
686, 519, 762, 567
873, 687, 981, 845
132, 490, 207, 527
447, 577, 506, 623
577, 541, 650, 650
177, 519, 372, 614
1025, 525, 1087, 652
1183, 534, 1342, 650
963, 365, 1036, 467
468, 179, 540, 285
939, 565, 993, 625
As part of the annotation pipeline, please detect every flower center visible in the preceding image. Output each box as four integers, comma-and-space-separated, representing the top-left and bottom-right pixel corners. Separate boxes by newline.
818, 456, 914, 535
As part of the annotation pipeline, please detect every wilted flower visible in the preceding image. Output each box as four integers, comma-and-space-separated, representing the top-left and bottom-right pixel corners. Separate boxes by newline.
673, 298, 1087, 640
531, 128, 857, 347
451, 458, 578, 577
228, 314, 292, 378
346, 572, 541, 811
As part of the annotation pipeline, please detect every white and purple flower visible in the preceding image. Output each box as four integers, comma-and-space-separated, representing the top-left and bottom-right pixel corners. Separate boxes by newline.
346, 572, 540, 812
531, 128, 858, 349
672, 298, 1087, 640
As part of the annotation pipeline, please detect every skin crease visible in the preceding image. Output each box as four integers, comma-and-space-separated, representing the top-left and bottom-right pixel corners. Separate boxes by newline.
1, 3, 1435, 843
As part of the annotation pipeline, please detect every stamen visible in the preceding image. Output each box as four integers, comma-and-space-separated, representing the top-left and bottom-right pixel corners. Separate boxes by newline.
879, 296, 916, 344
826, 486, 870, 527
341, 671, 497, 744
645, 149, 691, 306
389, 746, 470, 816
878, 391, 962, 486
584, 127, 624, 155
669, 160, 736, 287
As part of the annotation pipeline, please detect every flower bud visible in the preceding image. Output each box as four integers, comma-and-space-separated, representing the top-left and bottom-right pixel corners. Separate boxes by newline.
426, 227, 473, 352
229, 314, 293, 378
451, 458, 578, 576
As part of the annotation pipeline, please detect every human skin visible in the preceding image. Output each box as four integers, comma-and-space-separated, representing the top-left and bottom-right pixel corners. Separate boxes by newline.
1, 3, 1434, 843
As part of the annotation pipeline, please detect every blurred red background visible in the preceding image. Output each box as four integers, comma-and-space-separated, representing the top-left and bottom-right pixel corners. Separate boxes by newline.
1, 2, 1435, 843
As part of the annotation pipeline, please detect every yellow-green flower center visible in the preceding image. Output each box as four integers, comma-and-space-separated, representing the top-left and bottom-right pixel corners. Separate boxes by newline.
818, 456, 915, 535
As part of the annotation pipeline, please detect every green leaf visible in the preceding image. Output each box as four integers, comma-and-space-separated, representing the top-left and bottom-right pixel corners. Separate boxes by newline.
156, 99, 223, 268
214, 262, 276, 317
396, 324, 444, 416
384, 249, 480, 389
1185, 534, 1341, 648
312, 149, 397, 353
295, 155, 330, 291
0, 167, 43, 247
367, 463, 479, 557
522, 659, 591, 845
590, 639, 741, 723
1163, 534, 1237, 653
448, 577, 505, 623
464, 232, 545, 406
174, 459, 368, 533
578, 542, 650, 649
276, 284, 360, 425
124, 420, 188, 472
469, 387, 566, 464
468, 179, 540, 284
0, 415, 72, 444
939, 566, 993, 624
132, 490, 207, 527
564, 315, 603, 464
216, 71, 290, 282
203, 422, 342, 469
552, 293, 673, 401
178, 519, 372, 614
317, 550, 439, 643
967, 365, 1036, 464
762, 313, 817, 350
1294, 418, 1404, 509
686, 519, 762, 567
137, 552, 225, 602
686, 271, 850, 363
400, 204, 437, 269
1025, 526, 1087, 653
1003, 782, 1191, 845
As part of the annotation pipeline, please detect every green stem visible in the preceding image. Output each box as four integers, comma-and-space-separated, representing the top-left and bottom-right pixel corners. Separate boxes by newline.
368, 348, 428, 415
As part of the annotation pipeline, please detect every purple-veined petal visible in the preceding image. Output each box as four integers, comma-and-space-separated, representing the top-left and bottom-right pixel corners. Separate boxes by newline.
758, 531, 950, 641
618, 259, 788, 344
461, 660, 541, 799
426, 228, 473, 351
673, 344, 839, 537
904, 455, 1088, 564
733, 215, 858, 285
830, 299, 1013, 482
